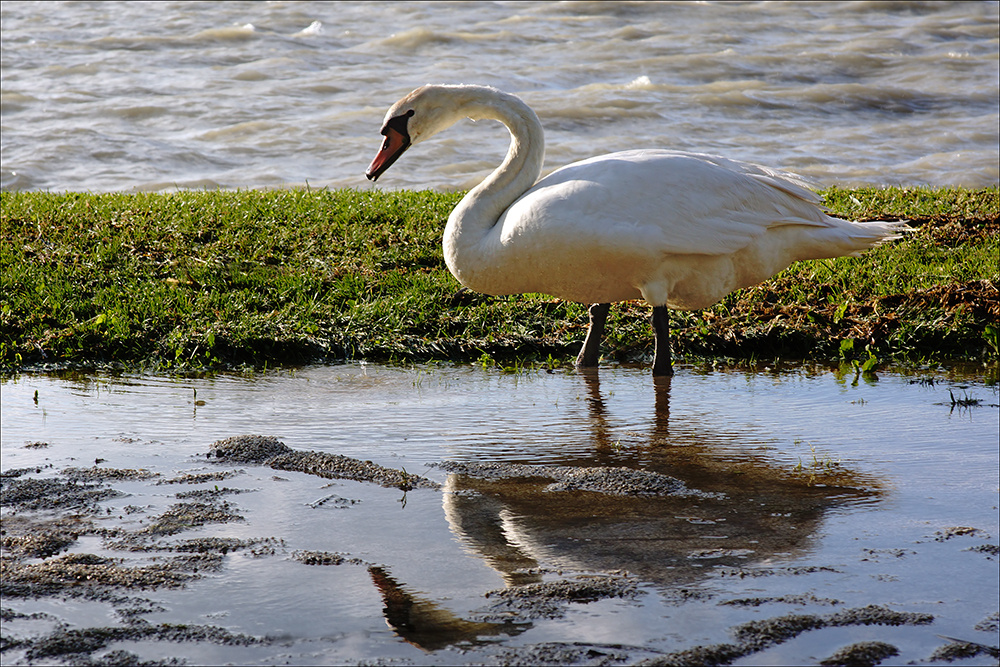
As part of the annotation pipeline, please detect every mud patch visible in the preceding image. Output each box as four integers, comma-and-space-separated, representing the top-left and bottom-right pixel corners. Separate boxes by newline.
435, 461, 720, 498
493, 641, 636, 666
734, 605, 933, 650
719, 593, 842, 607
966, 543, 1000, 558
480, 575, 642, 621
17, 623, 269, 664
292, 550, 368, 566
208, 434, 439, 490
929, 638, 1000, 662
100, 499, 250, 555
1, 553, 194, 598
641, 642, 745, 667
934, 526, 990, 541
0, 462, 283, 663
715, 565, 843, 578
974, 611, 1000, 633
172, 536, 283, 558
207, 434, 292, 463
141, 500, 245, 537
158, 469, 242, 485
173, 486, 252, 500
1, 475, 121, 512
1, 515, 88, 559
639, 605, 933, 666
818, 641, 899, 666
62, 466, 159, 483
13, 446, 332, 664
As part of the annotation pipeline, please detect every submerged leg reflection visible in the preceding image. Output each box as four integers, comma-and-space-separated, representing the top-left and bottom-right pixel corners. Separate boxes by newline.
368, 566, 527, 651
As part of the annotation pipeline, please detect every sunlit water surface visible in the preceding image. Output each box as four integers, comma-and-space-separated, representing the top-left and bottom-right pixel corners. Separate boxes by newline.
1, 362, 997, 665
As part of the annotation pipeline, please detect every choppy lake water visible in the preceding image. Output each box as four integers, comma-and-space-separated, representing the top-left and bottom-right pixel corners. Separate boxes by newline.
1, 362, 997, 665
2, 1, 998, 193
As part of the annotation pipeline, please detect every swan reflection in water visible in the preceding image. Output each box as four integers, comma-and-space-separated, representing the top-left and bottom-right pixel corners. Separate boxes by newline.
371, 370, 883, 650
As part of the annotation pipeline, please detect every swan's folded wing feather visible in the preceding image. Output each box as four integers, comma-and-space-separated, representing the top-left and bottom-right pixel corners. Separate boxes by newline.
502, 150, 837, 256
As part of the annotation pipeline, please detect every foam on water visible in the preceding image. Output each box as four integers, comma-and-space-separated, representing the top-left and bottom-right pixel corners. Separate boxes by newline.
1, 1, 997, 193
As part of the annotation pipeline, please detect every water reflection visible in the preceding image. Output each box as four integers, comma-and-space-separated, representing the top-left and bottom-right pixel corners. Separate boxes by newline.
374, 370, 885, 649
369, 566, 527, 651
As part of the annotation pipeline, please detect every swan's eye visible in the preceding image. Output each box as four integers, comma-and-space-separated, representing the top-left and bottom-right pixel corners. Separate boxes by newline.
385, 111, 414, 137
382, 137, 391, 150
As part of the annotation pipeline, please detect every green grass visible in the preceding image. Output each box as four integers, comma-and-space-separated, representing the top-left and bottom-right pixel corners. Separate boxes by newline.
1, 186, 996, 373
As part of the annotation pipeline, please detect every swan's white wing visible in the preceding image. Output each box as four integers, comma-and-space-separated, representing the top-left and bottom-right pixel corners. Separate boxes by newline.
501, 150, 834, 256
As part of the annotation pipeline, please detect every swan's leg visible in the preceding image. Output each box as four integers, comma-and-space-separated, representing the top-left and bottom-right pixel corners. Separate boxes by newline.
576, 303, 610, 368
651, 306, 674, 376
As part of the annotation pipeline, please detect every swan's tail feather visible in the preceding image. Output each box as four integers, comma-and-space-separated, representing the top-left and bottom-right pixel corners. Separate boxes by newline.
840, 219, 915, 256
854, 219, 915, 242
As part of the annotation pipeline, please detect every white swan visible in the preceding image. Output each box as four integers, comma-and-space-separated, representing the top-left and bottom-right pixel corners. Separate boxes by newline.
366, 84, 909, 375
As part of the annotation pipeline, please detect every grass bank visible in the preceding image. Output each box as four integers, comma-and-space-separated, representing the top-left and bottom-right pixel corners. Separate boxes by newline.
1, 187, 997, 374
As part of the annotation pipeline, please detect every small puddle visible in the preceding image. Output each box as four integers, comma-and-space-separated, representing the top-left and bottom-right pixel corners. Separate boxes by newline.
1, 362, 997, 665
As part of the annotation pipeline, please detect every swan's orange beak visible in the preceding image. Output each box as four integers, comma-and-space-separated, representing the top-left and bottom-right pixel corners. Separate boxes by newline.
366, 127, 410, 182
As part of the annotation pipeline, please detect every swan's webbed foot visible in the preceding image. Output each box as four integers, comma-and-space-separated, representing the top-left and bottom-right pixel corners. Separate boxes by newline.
576, 303, 610, 368
651, 305, 674, 376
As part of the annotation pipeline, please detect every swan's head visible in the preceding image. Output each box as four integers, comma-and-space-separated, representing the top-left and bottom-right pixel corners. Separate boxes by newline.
366, 84, 492, 181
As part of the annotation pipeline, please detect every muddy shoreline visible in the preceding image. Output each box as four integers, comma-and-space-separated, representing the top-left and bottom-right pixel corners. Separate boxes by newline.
3, 433, 997, 666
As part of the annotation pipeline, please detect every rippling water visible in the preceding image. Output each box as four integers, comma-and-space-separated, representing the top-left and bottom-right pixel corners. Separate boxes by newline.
1, 1, 998, 193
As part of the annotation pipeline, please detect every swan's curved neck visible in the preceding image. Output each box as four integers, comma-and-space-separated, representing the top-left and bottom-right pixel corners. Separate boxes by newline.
442, 90, 544, 287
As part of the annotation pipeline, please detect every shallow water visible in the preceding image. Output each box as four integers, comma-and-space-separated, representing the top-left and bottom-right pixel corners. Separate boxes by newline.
2, 1, 998, 193
1, 362, 998, 665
